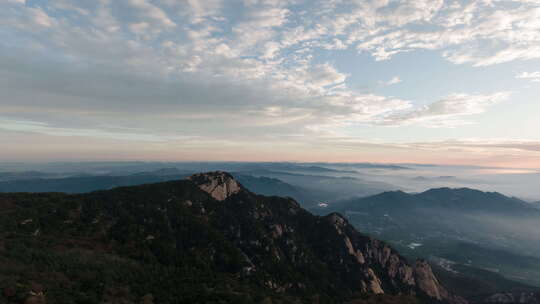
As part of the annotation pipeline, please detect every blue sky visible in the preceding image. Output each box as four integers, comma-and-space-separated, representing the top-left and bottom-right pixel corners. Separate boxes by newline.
1, 0, 540, 167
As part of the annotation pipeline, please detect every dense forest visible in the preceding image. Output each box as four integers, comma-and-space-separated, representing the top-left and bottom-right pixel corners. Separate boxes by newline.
0, 173, 456, 304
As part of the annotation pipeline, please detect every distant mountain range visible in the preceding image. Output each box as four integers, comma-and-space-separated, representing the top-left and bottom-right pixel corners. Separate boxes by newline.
306, 162, 411, 170
323, 187, 540, 296
0, 172, 190, 193
0, 168, 395, 206
238, 169, 395, 202
0, 169, 328, 206
0, 161, 410, 175
0, 171, 65, 181
0, 172, 463, 304
334, 187, 538, 215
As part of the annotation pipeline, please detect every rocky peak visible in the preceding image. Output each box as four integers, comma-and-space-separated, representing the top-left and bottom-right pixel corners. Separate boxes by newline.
414, 259, 443, 300
188, 171, 243, 201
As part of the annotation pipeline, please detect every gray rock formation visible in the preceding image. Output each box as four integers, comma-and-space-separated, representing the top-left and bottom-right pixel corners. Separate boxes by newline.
188, 171, 242, 201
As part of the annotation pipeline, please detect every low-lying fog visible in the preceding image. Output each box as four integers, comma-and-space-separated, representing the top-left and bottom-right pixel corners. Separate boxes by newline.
1, 161, 540, 202
317, 163, 540, 202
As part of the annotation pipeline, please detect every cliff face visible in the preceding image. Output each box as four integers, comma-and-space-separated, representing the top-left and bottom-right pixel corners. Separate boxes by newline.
0, 171, 465, 303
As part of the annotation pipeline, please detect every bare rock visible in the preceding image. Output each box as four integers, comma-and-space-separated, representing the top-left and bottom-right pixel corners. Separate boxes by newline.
414, 259, 443, 300
361, 268, 384, 294
188, 171, 242, 201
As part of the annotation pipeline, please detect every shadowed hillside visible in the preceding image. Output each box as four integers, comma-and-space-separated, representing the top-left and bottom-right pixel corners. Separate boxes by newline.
0, 172, 463, 304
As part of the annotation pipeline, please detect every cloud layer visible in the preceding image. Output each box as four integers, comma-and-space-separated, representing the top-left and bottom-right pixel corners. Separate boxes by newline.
0, 0, 538, 164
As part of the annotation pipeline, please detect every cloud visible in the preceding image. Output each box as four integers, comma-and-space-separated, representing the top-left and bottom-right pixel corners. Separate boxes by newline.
516, 71, 540, 82
353, 2, 540, 66
303, 63, 347, 88
182, 0, 224, 24
378, 92, 511, 127
0, 0, 532, 162
397, 139, 540, 154
128, 0, 175, 27
0, 117, 193, 142
379, 76, 402, 86
6, 0, 25, 4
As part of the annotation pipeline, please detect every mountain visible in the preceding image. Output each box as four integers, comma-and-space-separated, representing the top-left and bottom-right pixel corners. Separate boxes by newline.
307, 163, 411, 171
0, 162, 400, 205
232, 174, 324, 206
414, 188, 536, 214
238, 169, 395, 203
232, 163, 358, 174
0, 172, 463, 304
0, 171, 62, 182
131, 167, 192, 176
0, 170, 324, 207
335, 188, 537, 215
326, 188, 540, 293
0, 173, 190, 193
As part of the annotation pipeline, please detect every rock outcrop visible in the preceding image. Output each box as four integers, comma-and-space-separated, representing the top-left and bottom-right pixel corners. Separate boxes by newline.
188, 171, 242, 201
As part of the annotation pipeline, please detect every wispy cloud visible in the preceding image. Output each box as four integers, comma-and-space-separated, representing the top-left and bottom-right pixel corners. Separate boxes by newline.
516, 71, 540, 82
379, 76, 402, 86
0, 0, 537, 163
378, 92, 511, 127
0, 118, 193, 142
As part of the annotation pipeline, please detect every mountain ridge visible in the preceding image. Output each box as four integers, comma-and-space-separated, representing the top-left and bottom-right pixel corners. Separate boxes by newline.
327, 186, 540, 294
0, 172, 464, 304
335, 187, 538, 215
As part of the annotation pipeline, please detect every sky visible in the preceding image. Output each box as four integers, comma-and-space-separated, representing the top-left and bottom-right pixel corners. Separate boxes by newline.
1, 0, 540, 167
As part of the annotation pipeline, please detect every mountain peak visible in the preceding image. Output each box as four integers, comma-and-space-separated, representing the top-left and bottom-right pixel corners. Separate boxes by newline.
0, 173, 466, 304
188, 171, 243, 201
